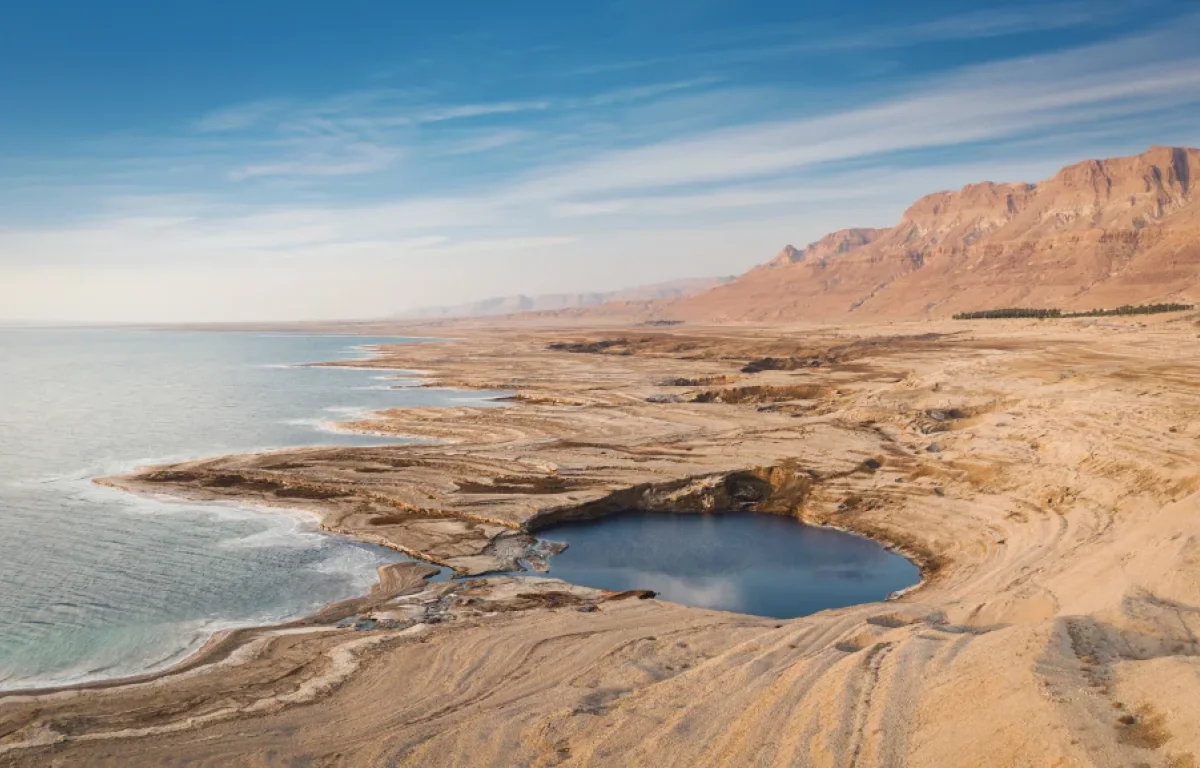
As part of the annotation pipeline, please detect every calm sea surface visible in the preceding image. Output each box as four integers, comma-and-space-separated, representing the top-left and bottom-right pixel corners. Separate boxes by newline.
0, 329, 500, 691
537, 512, 920, 619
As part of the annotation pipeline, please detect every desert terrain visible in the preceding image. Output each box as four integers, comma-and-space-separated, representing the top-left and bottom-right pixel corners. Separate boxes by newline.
526, 146, 1200, 326
3, 313, 1200, 766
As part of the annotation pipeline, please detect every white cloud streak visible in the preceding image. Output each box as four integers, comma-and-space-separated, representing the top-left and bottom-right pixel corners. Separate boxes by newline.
198, 78, 724, 180
815, 1, 1146, 49
504, 22, 1200, 205
229, 142, 401, 180
571, 1, 1152, 74
193, 99, 289, 133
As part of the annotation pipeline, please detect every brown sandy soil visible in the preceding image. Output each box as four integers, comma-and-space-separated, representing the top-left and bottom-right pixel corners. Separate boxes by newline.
5, 317, 1200, 766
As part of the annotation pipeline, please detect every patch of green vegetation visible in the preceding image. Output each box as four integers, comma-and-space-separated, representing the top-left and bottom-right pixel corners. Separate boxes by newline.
953, 303, 1193, 320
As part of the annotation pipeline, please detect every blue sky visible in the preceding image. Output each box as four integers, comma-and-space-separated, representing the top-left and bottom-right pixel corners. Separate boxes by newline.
3, 0, 1199, 321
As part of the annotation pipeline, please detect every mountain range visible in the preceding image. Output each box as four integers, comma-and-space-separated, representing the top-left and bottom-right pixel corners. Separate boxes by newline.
395, 277, 733, 320
661, 146, 1200, 323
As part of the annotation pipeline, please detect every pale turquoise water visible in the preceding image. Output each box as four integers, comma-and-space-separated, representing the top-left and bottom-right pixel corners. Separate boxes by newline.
0, 329, 500, 691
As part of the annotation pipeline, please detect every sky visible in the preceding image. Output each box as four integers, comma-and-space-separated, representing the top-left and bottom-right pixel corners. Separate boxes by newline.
2, 0, 1200, 322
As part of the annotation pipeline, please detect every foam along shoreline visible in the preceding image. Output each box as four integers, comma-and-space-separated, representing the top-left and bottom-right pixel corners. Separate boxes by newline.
0, 560, 441, 701
6, 319, 1200, 766
0, 479, 406, 694
0, 343, 494, 694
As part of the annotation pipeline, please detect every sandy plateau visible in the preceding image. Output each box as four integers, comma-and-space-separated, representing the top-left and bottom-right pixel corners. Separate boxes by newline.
5, 317, 1200, 766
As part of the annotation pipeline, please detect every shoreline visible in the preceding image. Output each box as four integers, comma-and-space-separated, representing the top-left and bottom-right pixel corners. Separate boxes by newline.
0, 560, 441, 703
0, 342, 483, 698
6, 319, 1200, 765
3, 328, 933, 700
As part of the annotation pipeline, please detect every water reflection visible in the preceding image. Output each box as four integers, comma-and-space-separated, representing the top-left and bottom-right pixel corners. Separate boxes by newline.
537, 512, 920, 619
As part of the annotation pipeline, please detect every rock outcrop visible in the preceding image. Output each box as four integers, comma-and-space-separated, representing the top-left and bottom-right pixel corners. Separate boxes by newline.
671, 146, 1200, 322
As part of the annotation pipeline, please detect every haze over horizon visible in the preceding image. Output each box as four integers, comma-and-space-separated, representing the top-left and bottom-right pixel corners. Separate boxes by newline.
4, 0, 1200, 322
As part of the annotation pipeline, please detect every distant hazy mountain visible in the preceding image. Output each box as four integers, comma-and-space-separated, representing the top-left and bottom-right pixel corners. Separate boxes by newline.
396, 277, 734, 320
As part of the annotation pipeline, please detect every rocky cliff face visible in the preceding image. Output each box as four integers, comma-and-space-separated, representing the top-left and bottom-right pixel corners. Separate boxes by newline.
672, 146, 1200, 322
762, 229, 886, 269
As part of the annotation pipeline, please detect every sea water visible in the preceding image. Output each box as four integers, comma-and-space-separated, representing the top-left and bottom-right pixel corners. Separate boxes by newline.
0, 329, 500, 691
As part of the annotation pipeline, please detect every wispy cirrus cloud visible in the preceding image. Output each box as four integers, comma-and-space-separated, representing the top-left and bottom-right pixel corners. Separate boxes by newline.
814, 1, 1149, 49
228, 142, 400, 180
571, 0, 1160, 74
413, 100, 551, 124
434, 129, 532, 156
193, 99, 290, 133
24, 15, 1200, 226
196, 78, 725, 181
5, 8, 1200, 321
500, 17, 1200, 207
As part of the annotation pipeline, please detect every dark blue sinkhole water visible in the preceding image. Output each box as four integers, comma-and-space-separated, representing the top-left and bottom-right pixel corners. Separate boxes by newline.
533, 512, 920, 619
